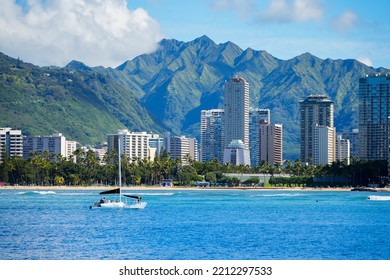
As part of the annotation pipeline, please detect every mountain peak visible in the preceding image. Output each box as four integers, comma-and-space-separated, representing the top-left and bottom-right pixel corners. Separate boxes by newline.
65, 60, 92, 71
191, 35, 215, 45
297, 52, 318, 59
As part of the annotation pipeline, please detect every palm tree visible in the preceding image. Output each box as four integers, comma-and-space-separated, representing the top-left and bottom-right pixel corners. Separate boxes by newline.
293, 159, 304, 176
284, 159, 294, 175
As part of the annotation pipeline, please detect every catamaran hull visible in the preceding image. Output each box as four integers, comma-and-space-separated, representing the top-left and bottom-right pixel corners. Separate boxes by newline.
99, 201, 126, 208
125, 202, 147, 209
90, 201, 147, 209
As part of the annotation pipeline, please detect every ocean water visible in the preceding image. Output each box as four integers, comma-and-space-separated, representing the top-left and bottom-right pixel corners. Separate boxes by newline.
0, 189, 389, 260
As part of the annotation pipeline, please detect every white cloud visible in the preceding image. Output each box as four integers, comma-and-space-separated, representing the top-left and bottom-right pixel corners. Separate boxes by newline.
210, 0, 324, 23
331, 11, 361, 33
357, 56, 373, 67
0, 0, 164, 67
256, 0, 324, 23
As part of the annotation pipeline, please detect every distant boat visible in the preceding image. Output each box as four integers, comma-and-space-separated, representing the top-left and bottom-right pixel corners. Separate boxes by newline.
160, 179, 174, 187
367, 195, 390, 201
90, 137, 147, 209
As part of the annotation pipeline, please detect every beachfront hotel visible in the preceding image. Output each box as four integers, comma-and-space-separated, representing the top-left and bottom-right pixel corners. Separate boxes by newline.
200, 109, 224, 163
299, 94, 334, 164
23, 133, 76, 161
358, 73, 390, 160
223, 77, 250, 150
249, 108, 271, 167
107, 129, 153, 162
335, 134, 350, 165
313, 125, 335, 166
259, 120, 283, 165
163, 132, 198, 164
0, 127, 23, 162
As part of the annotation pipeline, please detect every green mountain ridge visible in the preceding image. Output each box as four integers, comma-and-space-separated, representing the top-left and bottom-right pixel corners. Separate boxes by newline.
1, 35, 388, 159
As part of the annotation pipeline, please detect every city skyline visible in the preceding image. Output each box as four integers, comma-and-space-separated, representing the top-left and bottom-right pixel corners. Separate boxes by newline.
4, 72, 390, 167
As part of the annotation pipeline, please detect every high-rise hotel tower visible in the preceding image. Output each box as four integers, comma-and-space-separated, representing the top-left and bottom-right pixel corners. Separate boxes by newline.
359, 73, 390, 160
200, 109, 224, 163
299, 95, 334, 163
223, 77, 250, 150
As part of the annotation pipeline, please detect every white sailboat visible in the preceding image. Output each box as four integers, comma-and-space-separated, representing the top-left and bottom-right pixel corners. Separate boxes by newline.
90, 137, 147, 209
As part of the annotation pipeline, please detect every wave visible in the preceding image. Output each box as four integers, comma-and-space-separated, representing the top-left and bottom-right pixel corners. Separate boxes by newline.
17, 191, 57, 195
367, 195, 390, 201
57, 192, 90, 196
253, 193, 304, 197
122, 192, 175, 196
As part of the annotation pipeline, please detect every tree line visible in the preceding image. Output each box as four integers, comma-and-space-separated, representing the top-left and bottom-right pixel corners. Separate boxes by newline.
0, 148, 388, 187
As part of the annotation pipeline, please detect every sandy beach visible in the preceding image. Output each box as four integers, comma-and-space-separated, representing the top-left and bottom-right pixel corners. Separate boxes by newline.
2, 185, 389, 192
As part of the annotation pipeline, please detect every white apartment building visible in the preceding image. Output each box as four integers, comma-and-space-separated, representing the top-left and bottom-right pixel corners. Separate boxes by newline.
23, 133, 67, 160
313, 126, 335, 166
335, 134, 350, 165
224, 77, 250, 150
259, 121, 283, 165
66, 140, 78, 162
168, 135, 198, 164
107, 129, 153, 161
0, 128, 23, 161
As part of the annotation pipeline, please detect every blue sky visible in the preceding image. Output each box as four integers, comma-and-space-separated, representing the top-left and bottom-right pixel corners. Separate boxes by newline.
127, 0, 390, 68
1, 0, 389, 68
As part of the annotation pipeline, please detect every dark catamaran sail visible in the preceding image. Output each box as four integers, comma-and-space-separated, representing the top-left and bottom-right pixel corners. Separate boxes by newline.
99, 188, 120, 195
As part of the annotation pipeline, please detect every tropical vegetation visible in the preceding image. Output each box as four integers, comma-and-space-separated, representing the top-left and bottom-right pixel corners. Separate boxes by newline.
0, 148, 387, 188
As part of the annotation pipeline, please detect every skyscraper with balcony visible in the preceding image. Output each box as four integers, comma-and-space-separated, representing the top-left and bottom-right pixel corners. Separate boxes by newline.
259, 120, 283, 165
223, 77, 250, 151
359, 73, 390, 160
313, 125, 335, 165
335, 134, 350, 165
299, 95, 334, 163
200, 109, 224, 163
249, 108, 271, 167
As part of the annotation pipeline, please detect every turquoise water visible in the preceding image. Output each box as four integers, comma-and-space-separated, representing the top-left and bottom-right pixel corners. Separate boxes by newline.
0, 189, 389, 260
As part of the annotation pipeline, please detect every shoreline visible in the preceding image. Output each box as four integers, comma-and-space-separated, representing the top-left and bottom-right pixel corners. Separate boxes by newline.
2, 185, 389, 192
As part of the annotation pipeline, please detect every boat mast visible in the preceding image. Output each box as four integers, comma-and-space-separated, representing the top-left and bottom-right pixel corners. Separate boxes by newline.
118, 135, 122, 202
